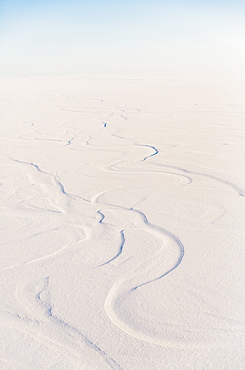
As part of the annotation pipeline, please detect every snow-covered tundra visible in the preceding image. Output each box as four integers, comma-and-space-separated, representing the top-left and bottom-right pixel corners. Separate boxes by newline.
0, 72, 244, 369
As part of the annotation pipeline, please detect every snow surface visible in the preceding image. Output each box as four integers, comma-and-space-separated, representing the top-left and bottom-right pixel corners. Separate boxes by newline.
0, 72, 245, 369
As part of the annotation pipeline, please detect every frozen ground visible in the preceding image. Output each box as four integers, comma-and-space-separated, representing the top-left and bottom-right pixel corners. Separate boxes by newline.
0, 72, 245, 369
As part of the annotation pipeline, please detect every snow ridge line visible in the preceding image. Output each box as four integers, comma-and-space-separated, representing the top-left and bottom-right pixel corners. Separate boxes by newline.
93, 190, 184, 289
130, 208, 184, 290
139, 144, 159, 162
152, 163, 245, 196
36, 278, 123, 370
97, 230, 125, 268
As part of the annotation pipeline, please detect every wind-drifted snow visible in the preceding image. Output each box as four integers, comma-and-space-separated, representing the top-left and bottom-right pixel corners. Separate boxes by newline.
0, 72, 245, 369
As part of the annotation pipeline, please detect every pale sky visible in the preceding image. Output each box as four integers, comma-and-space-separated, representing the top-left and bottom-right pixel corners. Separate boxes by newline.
0, 0, 245, 74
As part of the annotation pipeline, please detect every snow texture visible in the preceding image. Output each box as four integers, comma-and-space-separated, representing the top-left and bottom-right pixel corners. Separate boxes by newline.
0, 72, 245, 369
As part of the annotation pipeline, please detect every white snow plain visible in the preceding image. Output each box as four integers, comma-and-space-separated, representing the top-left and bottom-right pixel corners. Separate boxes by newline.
0, 72, 245, 369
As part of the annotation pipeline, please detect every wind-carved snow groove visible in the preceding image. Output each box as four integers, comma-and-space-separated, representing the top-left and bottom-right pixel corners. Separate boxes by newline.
5, 158, 91, 269
10, 158, 67, 192
114, 106, 141, 121
97, 229, 125, 268
2, 227, 89, 272
9, 158, 69, 213
152, 163, 245, 197
67, 137, 74, 146
92, 189, 185, 346
81, 136, 127, 158
37, 278, 123, 370
97, 210, 105, 223
130, 208, 184, 290
113, 106, 128, 121
3, 159, 123, 367
102, 136, 243, 192
103, 158, 193, 186
138, 144, 159, 162
94, 193, 184, 287
14, 277, 122, 370
97, 137, 192, 185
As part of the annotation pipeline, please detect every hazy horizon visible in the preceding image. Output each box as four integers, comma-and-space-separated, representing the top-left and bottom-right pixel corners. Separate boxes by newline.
1, 0, 245, 75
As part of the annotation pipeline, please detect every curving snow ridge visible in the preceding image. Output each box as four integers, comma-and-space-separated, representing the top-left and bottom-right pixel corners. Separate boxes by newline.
0, 72, 245, 369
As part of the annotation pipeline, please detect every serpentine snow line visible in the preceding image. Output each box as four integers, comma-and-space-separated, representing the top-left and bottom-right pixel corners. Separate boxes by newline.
91, 188, 185, 346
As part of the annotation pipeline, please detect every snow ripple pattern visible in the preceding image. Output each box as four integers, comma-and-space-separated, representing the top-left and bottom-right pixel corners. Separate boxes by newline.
1, 75, 245, 369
